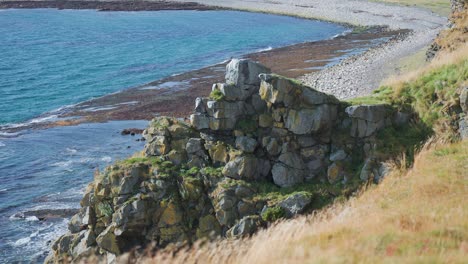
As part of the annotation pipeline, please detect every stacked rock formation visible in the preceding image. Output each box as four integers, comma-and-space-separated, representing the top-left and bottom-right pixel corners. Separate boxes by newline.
46, 59, 410, 263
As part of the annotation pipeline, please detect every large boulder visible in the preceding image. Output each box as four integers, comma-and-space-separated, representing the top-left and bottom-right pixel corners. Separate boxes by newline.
235, 136, 258, 153
225, 59, 271, 88
346, 105, 391, 138
223, 155, 270, 180
259, 74, 338, 107
278, 193, 312, 217
285, 105, 337, 134
272, 152, 306, 187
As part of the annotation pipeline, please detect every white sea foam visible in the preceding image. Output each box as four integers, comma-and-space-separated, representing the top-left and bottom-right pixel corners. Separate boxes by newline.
65, 148, 77, 154
0, 131, 19, 138
101, 156, 112, 162
256, 46, 273, 52
12, 237, 31, 247
52, 160, 73, 169
0, 141, 5, 147
29, 115, 58, 124
25, 216, 39, 222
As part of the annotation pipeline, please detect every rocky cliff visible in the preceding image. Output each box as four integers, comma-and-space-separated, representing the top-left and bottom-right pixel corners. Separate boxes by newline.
46, 59, 414, 263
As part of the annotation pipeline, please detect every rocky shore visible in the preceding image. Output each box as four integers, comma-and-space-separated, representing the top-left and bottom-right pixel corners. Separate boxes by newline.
0, 0, 215, 11
46, 58, 416, 262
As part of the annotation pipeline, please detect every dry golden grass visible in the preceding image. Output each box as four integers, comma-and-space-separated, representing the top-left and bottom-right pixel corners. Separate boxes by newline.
133, 140, 467, 264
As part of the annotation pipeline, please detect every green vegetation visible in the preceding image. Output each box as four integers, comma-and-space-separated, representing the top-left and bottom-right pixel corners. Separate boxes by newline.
200, 167, 224, 178
180, 167, 200, 178
119, 156, 164, 166
209, 89, 225, 101
236, 118, 257, 133
97, 201, 113, 217
376, 123, 432, 165
391, 61, 467, 131
261, 206, 286, 222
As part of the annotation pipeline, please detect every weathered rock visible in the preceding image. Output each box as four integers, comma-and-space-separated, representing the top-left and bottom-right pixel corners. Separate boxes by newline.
258, 113, 273, 128
346, 105, 389, 122
285, 105, 337, 134
68, 207, 93, 233
259, 74, 338, 107
227, 215, 261, 237
206, 142, 230, 165
190, 113, 210, 130
460, 87, 468, 113
186, 138, 204, 154
330, 149, 347, 162
225, 59, 271, 87
96, 225, 120, 254
223, 155, 269, 180
196, 214, 221, 239
327, 162, 346, 184
278, 193, 312, 217
235, 136, 258, 153
272, 152, 306, 187
360, 158, 376, 181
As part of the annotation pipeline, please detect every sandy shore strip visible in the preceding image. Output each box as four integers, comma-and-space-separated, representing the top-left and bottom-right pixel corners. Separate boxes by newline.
175, 0, 447, 98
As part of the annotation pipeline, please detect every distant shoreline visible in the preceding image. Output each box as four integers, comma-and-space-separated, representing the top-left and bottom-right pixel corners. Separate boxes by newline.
1, 26, 404, 134
0, 0, 217, 11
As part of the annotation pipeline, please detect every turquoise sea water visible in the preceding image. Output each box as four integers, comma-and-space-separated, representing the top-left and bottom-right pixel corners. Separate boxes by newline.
0, 9, 346, 126
0, 9, 347, 263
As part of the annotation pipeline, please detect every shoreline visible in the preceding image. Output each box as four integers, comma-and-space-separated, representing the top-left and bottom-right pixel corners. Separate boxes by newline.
0, 26, 405, 134
0, 0, 217, 11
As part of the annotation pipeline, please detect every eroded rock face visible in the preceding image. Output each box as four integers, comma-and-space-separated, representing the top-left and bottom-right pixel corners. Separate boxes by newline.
48, 59, 408, 262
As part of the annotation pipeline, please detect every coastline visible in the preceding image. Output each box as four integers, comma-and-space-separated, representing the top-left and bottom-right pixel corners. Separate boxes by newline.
0, 26, 405, 134
0, 0, 447, 135
0, 0, 217, 11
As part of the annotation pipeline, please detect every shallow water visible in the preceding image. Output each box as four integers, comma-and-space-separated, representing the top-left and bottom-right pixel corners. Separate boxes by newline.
0, 121, 147, 263
0, 9, 348, 263
0, 9, 346, 126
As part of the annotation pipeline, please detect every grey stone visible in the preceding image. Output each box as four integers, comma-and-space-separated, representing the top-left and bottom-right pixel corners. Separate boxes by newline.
460, 87, 468, 113
237, 201, 256, 217
327, 162, 345, 184
194, 97, 208, 114
459, 116, 468, 139
251, 94, 267, 113
223, 155, 266, 180
278, 193, 312, 217
345, 104, 389, 122
190, 113, 210, 130
330, 150, 347, 162
272, 152, 306, 187
206, 100, 245, 119
227, 216, 260, 237
297, 136, 317, 148
235, 136, 258, 153
302, 86, 339, 105
360, 159, 375, 181
186, 138, 203, 154
225, 59, 271, 87
285, 105, 337, 135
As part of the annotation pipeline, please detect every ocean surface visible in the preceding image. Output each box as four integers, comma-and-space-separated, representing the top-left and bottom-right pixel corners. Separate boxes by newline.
0, 9, 347, 263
